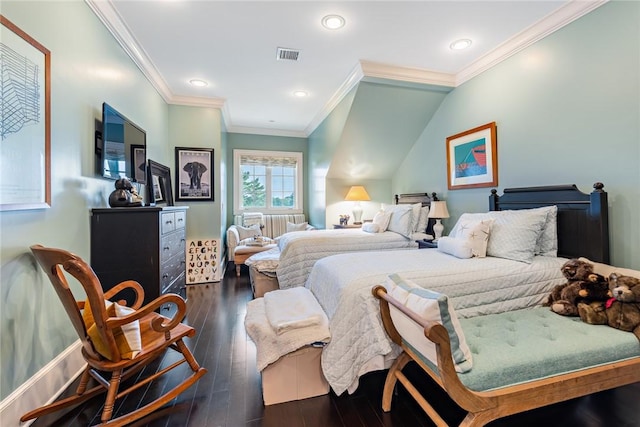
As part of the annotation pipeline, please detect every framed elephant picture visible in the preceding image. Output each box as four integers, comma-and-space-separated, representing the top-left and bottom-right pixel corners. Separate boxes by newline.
175, 147, 214, 202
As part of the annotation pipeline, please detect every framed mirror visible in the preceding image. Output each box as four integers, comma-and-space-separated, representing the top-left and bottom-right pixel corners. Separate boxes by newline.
147, 159, 174, 206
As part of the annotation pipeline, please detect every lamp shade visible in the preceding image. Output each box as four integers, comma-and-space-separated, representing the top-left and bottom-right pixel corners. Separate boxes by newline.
427, 201, 450, 219
344, 186, 371, 201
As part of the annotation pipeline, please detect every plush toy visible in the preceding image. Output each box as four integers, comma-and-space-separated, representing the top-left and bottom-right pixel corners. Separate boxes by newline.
578, 273, 640, 341
545, 258, 610, 316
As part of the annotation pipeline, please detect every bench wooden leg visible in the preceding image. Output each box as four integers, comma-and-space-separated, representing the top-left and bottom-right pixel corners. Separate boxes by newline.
382, 351, 411, 411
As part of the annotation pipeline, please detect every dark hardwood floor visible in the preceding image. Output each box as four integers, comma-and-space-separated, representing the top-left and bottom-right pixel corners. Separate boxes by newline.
32, 266, 640, 426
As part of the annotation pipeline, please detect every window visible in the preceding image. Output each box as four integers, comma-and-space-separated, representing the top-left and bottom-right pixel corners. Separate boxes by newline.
233, 149, 303, 214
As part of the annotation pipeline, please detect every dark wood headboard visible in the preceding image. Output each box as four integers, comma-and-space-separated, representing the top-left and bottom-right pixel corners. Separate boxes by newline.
489, 182, 609, 263
394, 192, 439, 236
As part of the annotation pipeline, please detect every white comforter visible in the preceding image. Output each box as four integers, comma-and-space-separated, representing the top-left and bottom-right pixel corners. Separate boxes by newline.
275, 229, 421, 289
305, 249, 567, 395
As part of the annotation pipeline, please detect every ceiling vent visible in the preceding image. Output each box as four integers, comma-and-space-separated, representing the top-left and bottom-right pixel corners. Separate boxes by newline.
276, 47, 300, 61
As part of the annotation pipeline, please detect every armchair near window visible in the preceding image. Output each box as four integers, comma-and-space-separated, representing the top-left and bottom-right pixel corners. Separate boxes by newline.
22, 245, 207, 426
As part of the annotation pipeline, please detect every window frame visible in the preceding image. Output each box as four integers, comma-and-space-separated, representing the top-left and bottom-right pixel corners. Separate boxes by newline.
233, 149, 303, 214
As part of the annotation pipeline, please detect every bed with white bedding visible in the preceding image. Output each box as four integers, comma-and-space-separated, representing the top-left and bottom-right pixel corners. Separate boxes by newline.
306, 251, 567, 394
303, 183, 610, 395
274, 228, 428, 289
245, 192, 437, 292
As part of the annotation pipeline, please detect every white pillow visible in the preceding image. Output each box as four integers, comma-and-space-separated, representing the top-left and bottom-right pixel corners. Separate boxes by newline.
372, 210, 392, 231
384, 204, 414, 238
416, 206, 430, 233
236, 223, 262, 241
455, 218, 494, 258
530, 206, 558, 257
286, 222, 308, 233
410, 203, 422, 233
385, 274, 472, 373
436, 236, 473, 259
450, 209, 547, 263
362, 222, 381, 233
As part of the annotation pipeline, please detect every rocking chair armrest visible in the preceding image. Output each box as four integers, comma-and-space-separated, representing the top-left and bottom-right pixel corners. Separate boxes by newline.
105, 293, 187, 333
103, 280, 145, 309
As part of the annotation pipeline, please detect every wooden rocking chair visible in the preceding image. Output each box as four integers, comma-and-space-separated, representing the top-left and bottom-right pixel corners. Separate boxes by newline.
22, 245, 207, 426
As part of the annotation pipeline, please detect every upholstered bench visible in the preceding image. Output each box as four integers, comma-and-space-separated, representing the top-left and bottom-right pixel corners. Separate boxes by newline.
373, 284, 640, 427
227, 213, 312, 276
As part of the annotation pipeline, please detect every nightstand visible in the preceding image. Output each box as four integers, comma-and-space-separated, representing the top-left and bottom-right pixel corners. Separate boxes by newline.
417, 239, 438, 249
333, 223, 362, 229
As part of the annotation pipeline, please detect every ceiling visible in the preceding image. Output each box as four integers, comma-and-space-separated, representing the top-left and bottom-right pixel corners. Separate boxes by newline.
86, 0, 603, 138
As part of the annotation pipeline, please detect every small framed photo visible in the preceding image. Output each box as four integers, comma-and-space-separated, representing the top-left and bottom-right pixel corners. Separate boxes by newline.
175, 147, 214, 202
147, 159, 173, 206
446, 122, 498, 190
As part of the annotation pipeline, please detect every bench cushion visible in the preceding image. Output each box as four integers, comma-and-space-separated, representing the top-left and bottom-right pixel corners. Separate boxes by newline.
448, 307, 639, 391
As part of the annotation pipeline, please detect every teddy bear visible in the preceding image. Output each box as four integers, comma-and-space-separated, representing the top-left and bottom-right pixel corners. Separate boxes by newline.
578, 273, 640, 341
544, 258, 610, 316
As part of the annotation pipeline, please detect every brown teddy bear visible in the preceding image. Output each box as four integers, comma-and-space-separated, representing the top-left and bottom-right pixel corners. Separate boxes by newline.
545, 258, 610, 316
578, 273, 640, 341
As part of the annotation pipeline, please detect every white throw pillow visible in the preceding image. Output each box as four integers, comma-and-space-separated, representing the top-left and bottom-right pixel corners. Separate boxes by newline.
416, 206, 430, 233
372, 210, 392, 232
455, 218, 494, 258
384, 204, 414, 238
362, 222, 381, 233
385, 274, 472, 373
436, 236, 473, 259
286, 222, 308, 233
236, 223, 262, 241
410, 203, 422, 233
530, 206, 558, 257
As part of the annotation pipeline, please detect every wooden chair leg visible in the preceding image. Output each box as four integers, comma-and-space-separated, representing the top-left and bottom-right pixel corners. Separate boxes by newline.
101, 369, 122, 423
176, 339, 201, 372
382, 351, 411, 411
76, 366, 92, 394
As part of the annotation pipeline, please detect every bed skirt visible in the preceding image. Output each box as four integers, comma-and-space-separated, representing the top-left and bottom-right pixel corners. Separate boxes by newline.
249, 265, 279, 298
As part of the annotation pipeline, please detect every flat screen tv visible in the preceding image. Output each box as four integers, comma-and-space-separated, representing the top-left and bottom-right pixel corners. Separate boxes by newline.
98, 102, 147, 183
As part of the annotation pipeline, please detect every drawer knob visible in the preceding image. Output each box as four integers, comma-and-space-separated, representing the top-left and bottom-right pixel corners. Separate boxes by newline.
163, 273, 169, 279
163, 246, 170, 251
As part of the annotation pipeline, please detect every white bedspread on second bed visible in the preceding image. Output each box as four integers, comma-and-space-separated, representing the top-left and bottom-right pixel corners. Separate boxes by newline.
275, 229, 418, 289
305, 249, 567, 395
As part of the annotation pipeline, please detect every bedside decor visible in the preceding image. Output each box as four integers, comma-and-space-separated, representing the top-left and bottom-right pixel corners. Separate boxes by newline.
446, 122, 497, 190
427, 200, 450, 241
147, 159, 174, 206
344, 185, 370, 224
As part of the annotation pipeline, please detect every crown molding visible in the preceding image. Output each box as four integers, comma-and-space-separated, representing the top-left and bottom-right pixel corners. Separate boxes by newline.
227, 125, 308, 138
456, 0, 608, 85
168, 95, 226, 109
304, 62, 364, 136
360, 60, 456, 87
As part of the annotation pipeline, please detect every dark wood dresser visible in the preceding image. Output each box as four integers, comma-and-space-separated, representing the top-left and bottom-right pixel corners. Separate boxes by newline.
90, 206, 188, 313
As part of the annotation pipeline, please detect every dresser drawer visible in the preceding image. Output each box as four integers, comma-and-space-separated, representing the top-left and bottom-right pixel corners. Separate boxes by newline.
161, 255, 184, 293
160, 231, 185, 263
161, 212, 176, 234
175, 210, 186, 230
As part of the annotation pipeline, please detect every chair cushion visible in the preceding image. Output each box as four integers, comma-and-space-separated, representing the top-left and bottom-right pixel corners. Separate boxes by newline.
235, 243, 278, 256
83, 299, 142, 361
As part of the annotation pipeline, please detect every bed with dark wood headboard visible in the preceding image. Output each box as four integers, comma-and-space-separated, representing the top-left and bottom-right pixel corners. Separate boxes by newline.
489, 182, 609, 263
305, 182, 613, 395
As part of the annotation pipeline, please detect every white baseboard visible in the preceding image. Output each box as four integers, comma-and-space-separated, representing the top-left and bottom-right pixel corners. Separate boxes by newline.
0, 340, 85, 427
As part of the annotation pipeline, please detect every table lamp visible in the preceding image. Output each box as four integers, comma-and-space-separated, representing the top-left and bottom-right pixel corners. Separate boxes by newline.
344, 185, 371, 224
427, 201, 450, 241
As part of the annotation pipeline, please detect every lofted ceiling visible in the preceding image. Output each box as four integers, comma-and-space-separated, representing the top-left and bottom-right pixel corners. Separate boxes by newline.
86, 1, 605, 138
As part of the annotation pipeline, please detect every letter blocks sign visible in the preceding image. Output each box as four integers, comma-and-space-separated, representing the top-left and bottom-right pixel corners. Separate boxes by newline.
186, 239, 220, 284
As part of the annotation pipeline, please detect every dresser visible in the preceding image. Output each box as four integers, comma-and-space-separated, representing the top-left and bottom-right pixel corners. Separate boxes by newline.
90, 206, 188, 313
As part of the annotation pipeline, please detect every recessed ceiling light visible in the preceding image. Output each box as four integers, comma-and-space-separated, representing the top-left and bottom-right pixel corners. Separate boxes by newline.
293, 90, 308, 98
450, 39, 472, 50
189, 79, 208, 87
322, 15, 345, 30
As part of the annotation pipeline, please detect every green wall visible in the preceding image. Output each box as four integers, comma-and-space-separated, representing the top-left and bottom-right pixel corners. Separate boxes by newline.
393, 0, 640, 268
0, 1, 225, 401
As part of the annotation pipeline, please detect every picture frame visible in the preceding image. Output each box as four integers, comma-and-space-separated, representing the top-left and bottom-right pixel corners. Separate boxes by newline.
147, 159, 174, 206
130, 144, 146, 184
175, 147, 214, 202
0, 16, 51, 211
446, 122, 498, 190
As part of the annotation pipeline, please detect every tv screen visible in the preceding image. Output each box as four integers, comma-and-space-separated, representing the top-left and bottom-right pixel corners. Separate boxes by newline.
100, 102, 146, 183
